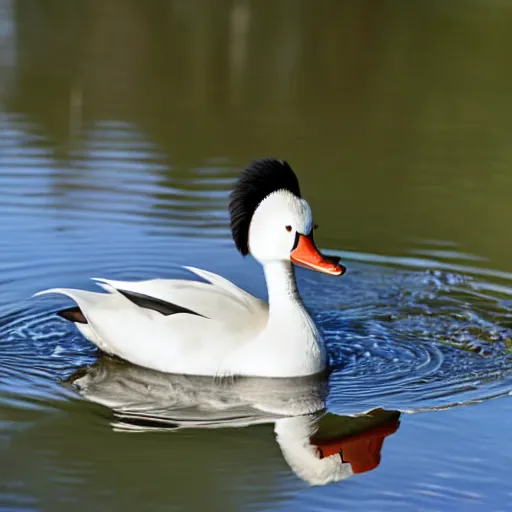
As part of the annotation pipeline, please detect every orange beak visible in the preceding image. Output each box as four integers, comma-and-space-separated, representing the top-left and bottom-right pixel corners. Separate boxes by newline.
290, 233, 345, 276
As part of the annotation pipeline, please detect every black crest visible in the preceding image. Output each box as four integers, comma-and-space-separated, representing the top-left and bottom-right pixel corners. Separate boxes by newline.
229, 158, 302, 255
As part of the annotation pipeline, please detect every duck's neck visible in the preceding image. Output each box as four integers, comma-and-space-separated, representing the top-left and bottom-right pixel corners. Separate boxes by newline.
263, 261, 305, 320
260, 260, 325, 375
263, 261, 302, 313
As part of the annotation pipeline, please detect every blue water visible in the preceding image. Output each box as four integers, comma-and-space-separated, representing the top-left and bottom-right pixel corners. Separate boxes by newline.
2, 0, 512, 508
0, 116, 511, 510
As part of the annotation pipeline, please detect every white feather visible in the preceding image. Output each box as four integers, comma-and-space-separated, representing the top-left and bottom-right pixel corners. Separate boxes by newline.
91, 269, 267, 333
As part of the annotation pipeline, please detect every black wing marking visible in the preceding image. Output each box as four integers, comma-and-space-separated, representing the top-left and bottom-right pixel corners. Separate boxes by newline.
57, 306, 88, 324
117, 290, 206, 318
57, 291, 206, 325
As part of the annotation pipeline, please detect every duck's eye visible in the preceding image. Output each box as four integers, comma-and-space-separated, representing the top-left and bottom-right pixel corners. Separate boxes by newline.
285, 225, 292, 232
313, 224, 319, 230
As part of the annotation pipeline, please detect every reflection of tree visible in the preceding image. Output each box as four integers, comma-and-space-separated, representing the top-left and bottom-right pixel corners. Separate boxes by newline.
7, 0, 512, 163
4, 0, 512, 261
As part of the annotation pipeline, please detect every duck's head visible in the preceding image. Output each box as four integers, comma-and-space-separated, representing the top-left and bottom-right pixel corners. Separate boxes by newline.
229, 158, 345, 276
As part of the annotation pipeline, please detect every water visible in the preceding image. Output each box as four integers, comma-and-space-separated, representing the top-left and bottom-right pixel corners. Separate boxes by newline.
2, 0, 512, 510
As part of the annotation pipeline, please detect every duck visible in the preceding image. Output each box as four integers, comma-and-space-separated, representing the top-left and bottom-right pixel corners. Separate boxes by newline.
36, 158, 345, 377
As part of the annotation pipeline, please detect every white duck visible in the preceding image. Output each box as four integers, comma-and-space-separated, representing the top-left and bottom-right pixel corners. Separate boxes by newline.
36, 158, 345, 377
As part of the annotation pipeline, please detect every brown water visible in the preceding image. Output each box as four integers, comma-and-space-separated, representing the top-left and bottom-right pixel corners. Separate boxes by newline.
1, 1, 512, 510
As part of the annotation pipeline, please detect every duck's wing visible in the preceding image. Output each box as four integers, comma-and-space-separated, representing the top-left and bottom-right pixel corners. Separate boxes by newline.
35, 267, 268, 374
91, 266, 268, 331
36, 285, 243, 374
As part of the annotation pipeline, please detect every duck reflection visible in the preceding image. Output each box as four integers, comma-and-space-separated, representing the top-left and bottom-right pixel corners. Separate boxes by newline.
67, 357, 400, 486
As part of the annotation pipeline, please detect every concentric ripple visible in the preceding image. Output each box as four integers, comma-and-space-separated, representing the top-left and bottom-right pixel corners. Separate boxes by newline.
307, 255, 512, 414
1, 255, 511, 417
0, 114, 511, 419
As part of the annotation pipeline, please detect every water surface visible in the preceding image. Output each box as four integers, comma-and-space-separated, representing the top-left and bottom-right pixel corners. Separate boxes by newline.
1, 1, 512, 510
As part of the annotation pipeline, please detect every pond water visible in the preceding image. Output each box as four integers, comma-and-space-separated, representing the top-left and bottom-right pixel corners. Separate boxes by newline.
1, 1, 512, 510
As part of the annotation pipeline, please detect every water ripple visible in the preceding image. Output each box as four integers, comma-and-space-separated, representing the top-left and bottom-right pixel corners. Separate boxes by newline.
1, 257, 511, 417
0, 114, 511, 420
305, 256, 512, 413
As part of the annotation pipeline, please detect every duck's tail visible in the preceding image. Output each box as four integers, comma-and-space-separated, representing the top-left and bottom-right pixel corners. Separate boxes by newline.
34, 287, 129, 355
